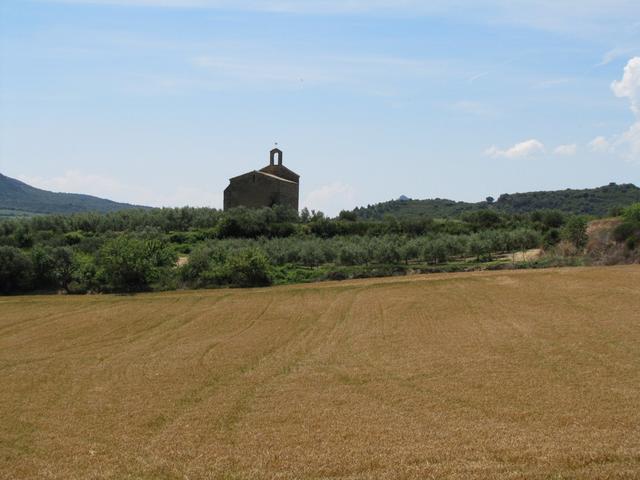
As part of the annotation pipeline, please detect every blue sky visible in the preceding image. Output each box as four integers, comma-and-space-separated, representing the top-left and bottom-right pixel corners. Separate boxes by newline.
1, 1, 639, 215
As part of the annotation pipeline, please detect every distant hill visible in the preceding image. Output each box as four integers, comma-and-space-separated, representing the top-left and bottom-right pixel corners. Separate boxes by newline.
354, 183, 640, 219
0, 173, 148, 216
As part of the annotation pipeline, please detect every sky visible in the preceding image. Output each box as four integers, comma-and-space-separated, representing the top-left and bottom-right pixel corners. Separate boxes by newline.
1, 1, 640, 215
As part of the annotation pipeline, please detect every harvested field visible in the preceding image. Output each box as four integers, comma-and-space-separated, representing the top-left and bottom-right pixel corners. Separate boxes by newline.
2, 266, 640, 479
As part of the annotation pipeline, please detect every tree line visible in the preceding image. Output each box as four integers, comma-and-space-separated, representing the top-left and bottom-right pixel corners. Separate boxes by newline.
2, 203, 633, 294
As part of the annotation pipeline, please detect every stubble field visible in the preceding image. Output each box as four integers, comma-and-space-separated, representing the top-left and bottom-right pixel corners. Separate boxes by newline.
2, 266, 640, 479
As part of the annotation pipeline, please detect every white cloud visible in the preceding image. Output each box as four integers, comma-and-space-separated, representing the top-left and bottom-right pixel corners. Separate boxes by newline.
618, 121, 640, 159
598, 57, 640, 162
553, 144, 577, 155
611, 56, 640, 115
484, 139, 545, 159
303, 181, 356, 216
588, 136, 611, 152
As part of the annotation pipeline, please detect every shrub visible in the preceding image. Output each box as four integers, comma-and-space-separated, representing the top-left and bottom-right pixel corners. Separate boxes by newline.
623, 203, 640, 223
612, 208, 639, 250
180, 243, 227, 284
626, 236, 638, 250
613, 222, 637, 243
561, 216, 588, 250
226, 249, 273, 287
64, 231, 84, 246
543, 228, 561, 248
98, 236, 176, 292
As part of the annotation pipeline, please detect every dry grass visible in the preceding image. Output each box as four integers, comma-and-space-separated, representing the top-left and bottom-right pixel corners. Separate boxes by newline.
498, 248, 542, 262
2, 266, 640, 479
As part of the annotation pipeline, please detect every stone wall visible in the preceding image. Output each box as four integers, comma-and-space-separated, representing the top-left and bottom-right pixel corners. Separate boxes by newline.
223, 171, 299, 210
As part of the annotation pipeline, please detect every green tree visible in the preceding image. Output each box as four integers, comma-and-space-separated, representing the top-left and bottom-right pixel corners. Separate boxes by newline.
423, 238, 449, 264
373, 239, 401, 264
561, 216, 588, 249
68, 253, 99, 293
299, 207, 311, 223
399, 239, 420, 264
541, 210, 565, 229
612, 203, 640, 250
98, 236, 176, 292
468, 235, 492, 262
463, 210, 502, 230
338, 243, 367, 266
180, 243, 227, 286
0, 246, 34, 293
299, 242, 325, 267
51, 247, 76, 291
338, 210, 357, 222
623, 203, 640, 223
543, 228, 561, 248
31, 245, 56, 289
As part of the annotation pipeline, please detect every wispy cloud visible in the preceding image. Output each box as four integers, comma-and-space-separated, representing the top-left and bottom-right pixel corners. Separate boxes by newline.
485, 139, 545, 159
597, 47, 637, 67
588, 136, 611, 152
554, 144, 577, 156
42, 0, 640, 36
467, 72, 489, 84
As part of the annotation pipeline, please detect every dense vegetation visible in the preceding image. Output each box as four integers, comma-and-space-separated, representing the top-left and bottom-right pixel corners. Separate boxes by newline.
354, 183, 640, 219
0, 173, 146, 216
2, 200, 637, 295
613, 203, 640, 250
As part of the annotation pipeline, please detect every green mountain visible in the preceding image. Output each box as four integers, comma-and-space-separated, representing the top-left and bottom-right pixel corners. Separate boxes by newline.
354, 183, 640, 219
0, 173, 148, 217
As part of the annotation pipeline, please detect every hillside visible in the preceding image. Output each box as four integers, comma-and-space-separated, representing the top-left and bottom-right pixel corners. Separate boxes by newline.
0, 173, 147, 216
354, 183, 640, 219
2, 266, 639, 479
